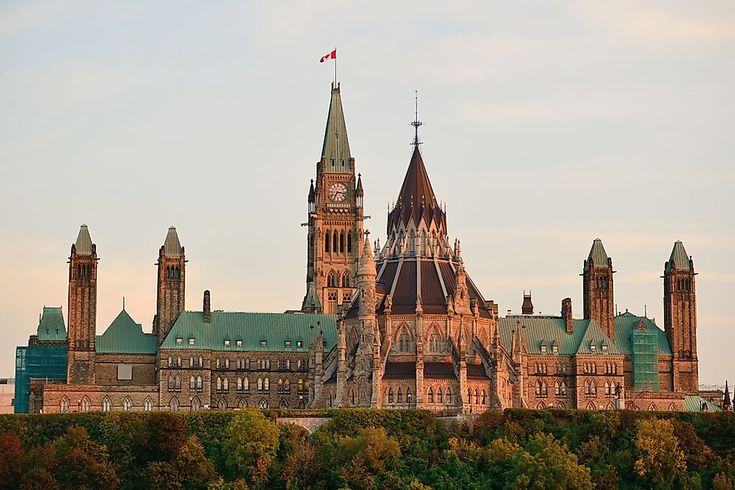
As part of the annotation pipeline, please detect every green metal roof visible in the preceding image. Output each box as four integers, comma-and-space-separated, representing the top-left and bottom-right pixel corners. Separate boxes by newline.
161, 311, 337, 352
36, 306, 67, 341
498, 317, 619, 356
613, 312, 672, 356
684, 395, 722, 412
587, 238, 609, 268
95, 309, 157, 354
667, 241, 691, 271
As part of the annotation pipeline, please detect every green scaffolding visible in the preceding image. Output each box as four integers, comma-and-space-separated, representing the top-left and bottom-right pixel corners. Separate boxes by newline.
632, 327, 659, 392
14, 344, 67, 413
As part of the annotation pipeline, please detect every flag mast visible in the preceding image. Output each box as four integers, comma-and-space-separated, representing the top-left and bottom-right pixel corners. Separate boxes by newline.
334, 46, 337, 86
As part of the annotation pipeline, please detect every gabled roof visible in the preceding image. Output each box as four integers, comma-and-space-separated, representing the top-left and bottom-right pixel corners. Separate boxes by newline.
684, 395, 722, 412
498, 316, 622, 356
161, 311, 337, 352
577, 320, 622, 355
74, 224, 93, 255
96, 309, 157, 354
387, 146, 446, 233
666, 241, 691, 271
587, 238, 609, 268
163, 226, 183, 256
613, 312, 672, 355
36, 307, 67, 341
321, 83, 351, 171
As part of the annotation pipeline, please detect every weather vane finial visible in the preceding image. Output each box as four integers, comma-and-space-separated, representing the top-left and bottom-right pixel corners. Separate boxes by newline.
411, 90, 423, 147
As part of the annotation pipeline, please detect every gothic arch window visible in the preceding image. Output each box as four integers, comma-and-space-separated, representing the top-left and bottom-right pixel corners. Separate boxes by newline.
217, 377, 222, 391
446, 387, 452, 404
669, 403, 677, 411
388, 387, 394, 404
606, 401, 615, 410
350, 389, 355, 406
468, 388, 472, 404
238, 399, 248, 408
264, 378, 270, 391
340, 231, 345, 253
557, 401, 566, 409
560, 381, 567, 396
259, 398, 268, 409
175, 376, 181, 390
190, 376, 196, 390
407, 387, 412, 404
481, 390, 486, 405
428, 386, 434, 403
279, 399, 289, 409
102, 396, 112, 412
554, 381, 560, 396
122, 396, 133, 411
191, 397, 201, 410
257, 378, 263, 391
347, 232, 352, 253
341, 271, 350, 288
328, 270, 338, 288
218, 398, 226, 410
648, 403, 657, 411
537, 401, 546, 409
397, 387, 403, 403
81, 396, 91, 413
429, 325, 442, 353
60, 396, 70, 413
396, 324, 412, 352
169, 397, 179, 411
196, 376, 203, 390
475, 388, 480, 404
437, 387, 443, 404
586, 401, 596, 410
333, 233, 338, 253
223, 377, 229, 391
243, 377, 249, 391
144, 397, 153, 411
237, 377, 243, 391
325, 231, 330, 253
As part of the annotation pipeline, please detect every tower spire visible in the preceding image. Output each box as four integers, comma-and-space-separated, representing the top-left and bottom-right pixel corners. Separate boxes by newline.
411, 90, 422, 147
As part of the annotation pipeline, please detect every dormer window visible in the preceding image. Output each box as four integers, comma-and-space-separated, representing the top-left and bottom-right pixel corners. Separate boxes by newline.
285, 340, 292, 349
540, 341, 547, 354
552, 342, 559, 354
260, 339, 267, 348
236, 339, 243, 347
590, 341, 596, 353
224, 339, 230, 347
601, 342, 608, 353
188, 337, 195, 346
176, 337, 183, 345
297, 340, 303, 348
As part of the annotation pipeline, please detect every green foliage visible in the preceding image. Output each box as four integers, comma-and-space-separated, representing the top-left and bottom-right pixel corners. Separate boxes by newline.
1, 409, 734, 489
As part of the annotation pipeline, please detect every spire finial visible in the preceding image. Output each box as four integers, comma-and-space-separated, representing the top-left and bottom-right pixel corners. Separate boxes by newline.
411, 90, 422, 147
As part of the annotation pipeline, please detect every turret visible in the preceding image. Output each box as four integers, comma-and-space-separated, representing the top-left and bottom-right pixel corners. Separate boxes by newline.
155, 226, 186, 346
583, 238, 615, 340
67, 224, 98, 384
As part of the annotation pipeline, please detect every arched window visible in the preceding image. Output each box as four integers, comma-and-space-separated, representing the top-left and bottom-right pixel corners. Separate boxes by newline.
340, 231, 345, 253
144, 397, 153, 411
175, 376, 181, 390
243, 377, 249, 391
584, 380, 590, 395
223, 377, 229, 391
81, 396, 91, 412
468, 388, 472, 404
239, 399, 248, 408
586, 401, 596, 410
279, 399, 289, 409
217, 377, 222, 391
560, 381, 567, 396
298, 378, 304, 392
648, 403, 657, 411
428, 387, 434, 403
123, 397, 133, 411
258, 398, 268, 409
169, 397, 179, 411
190, 376, 196, 389
60, 396, 70, 413
446, 387, 452, 404
196, 376, 203, 390
397, 387, 403, 403
342, 271, 350, 288
325, 231, 331, 252
537, 401, 546, 409
237, 377, 243, 391
475, 388, 480, 404
590, 381, 597, 395
192, 397, 201, 410
333, 233, 338, 253
554, 381, 560, 396
482, 390, 486, 405
407, 387, 412, 404
558, 401, 566, 409
102, 396, 112, 412
218, 398, 226, 410
437, 387, 443, 404
347, 232, 352, 253
257, 378, 263, 391
669, 403, 677, 411
264, 378, 270, 391
606, 401, 615, 410
388, 388, 394, 404
328, 270, 338, 288
284, 379, 290, 392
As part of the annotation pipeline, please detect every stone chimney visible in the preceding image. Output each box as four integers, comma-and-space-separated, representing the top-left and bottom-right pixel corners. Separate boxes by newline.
561, 298, 573, 334
203, 290, 211, 323
521, 291, 534, 315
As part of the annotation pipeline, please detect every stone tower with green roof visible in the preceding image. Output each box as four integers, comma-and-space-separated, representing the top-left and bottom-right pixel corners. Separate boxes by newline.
154, 226, 185, 346
67, 224, 98, 384
582, 238, 615, 341
664, 240, 698, 392
302, 83, 364, 314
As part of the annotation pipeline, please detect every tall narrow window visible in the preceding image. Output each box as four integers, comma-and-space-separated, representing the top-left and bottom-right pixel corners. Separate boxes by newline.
388, 388, 394, 403
428, 387, 434, 403
437, 387, 443, 403
333, 233, 338, 253
340, 232, 345, 253
325, 231, 330, 252
347, 232, 352, 253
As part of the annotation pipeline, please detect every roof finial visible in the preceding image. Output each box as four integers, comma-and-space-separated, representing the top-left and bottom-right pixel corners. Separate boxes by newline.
411, 90, 422, 147
122, 297, 126, 311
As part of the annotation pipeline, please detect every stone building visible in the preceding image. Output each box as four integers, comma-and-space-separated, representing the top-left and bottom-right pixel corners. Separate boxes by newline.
16, 82, 710, 413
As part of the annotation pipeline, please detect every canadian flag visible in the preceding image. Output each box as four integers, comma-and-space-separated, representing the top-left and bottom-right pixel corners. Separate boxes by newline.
320, 49, 336, 63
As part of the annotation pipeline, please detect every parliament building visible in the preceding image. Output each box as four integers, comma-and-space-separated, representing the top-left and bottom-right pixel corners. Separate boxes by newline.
15, 84, 714, 414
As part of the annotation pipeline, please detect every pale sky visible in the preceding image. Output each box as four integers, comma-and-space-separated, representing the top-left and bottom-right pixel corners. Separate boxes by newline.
1, 1, 733, 385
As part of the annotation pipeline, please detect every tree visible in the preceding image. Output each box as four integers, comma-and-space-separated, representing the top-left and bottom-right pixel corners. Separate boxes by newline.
335, 427, 401, 489
223, 410, 280, 485
52, 425, 120, 490
0, 432, 25, 489
507, 432, 592, 490
633, 418, 687, 489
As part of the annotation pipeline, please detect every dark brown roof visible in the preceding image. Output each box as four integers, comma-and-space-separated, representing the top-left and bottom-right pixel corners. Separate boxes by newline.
467, 363, 489, 379
424, 362, 456, 379
386, 147, 446, 233
383, 362, 416, 379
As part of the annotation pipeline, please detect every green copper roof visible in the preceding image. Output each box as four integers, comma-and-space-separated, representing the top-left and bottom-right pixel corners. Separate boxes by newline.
684, 395, 722, 412
163, 226, 183, 256
36, 307, 67, 341
587, 238, 609, 268
321, 83, 352, 172
95, 309, 157, 354
161, 311, 337, 352
74, 224, 93, 255
613, 312, 672, 356
666, 241, 691, 271
498, 317, 619, 356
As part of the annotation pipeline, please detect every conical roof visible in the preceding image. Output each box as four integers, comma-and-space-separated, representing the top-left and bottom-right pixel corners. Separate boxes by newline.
74, 224, 93, 255
358, 234, 376, 277
163, 226, 183, 256
387, 146, 446, 232
667, 241, 691, 270
587, 238, 609, 268
321, 83, 351, 172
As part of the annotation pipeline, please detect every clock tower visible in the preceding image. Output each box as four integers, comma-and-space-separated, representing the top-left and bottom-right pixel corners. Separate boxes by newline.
302, 83, 364, 314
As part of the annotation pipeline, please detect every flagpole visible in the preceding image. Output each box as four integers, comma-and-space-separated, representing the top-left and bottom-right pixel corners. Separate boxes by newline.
334, 47, 337, 86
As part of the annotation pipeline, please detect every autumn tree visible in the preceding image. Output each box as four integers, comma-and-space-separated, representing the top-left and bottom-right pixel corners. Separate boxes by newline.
0, 431, 25, 489
633, 418, 687, 489
51, 425, 120, 490
223, 410, 280, 486
507, 432, 592, 490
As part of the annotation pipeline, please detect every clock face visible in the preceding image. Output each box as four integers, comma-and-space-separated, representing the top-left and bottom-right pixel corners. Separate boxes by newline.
328, 182, 348, 202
